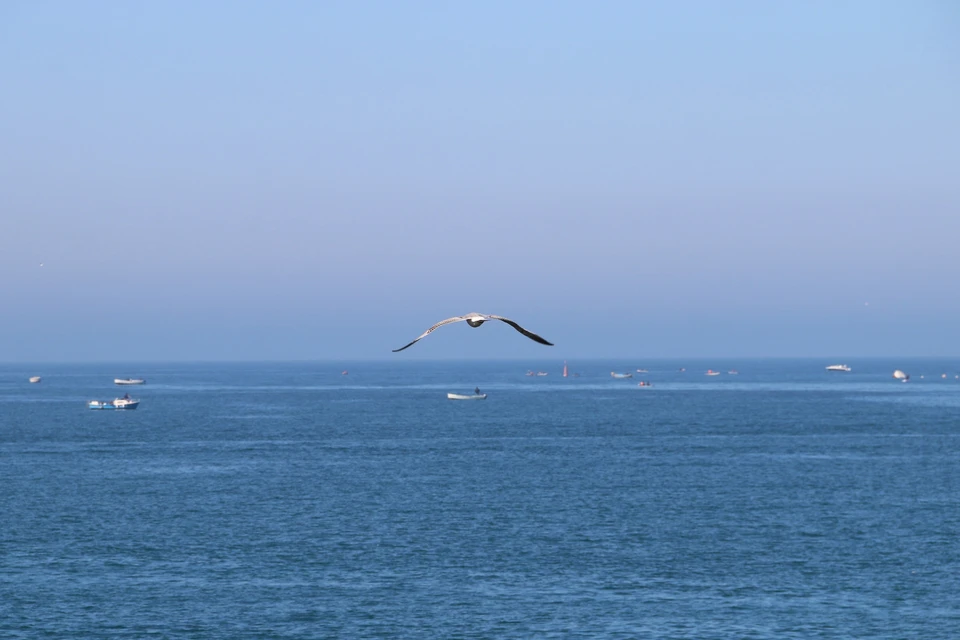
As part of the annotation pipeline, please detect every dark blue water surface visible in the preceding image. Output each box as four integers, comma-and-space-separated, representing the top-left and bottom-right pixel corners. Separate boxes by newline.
2, 359, 959, 638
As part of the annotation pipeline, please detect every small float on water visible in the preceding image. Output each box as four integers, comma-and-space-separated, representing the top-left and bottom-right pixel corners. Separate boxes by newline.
29, 376, 41, 383
114, 378, 145, 385
88, 396, 140, 410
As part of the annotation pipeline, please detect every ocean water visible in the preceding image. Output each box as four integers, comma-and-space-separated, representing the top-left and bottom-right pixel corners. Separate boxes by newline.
1, 358, 959, 638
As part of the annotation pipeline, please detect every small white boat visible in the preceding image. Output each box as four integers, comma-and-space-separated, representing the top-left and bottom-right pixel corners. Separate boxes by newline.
825, 364, 851, 372
705, 370, 721, 376
536, 371, 548, 376
611, 372, 633, 379
88, 397, 140, 410
114, 378, 146, 385
636, 368, 649, 373
727, 370, 739, 375
29, 376, 41, 383
892, 370, 909, 382
447, 393, 487, 400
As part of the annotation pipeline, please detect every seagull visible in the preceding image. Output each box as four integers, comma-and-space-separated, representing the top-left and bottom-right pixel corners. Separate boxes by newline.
393, 312, 553, 352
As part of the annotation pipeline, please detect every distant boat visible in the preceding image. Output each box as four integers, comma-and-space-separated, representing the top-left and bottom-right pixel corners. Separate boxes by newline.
114, 378, 145, 385
637, 381, 652, 387
563, 361, 568, 377
705, 370, 721, 376
825, 364, 852, 372
678, 368, 686, 372
28, 376, 41, 383
728, 370, 739, 375
611, 372, 633, 379
88, 397, 140, 410
636, 368, 649, 373
341, 370, 348, 375
526, 370, 535, 376
447, 392, 487, 400
536, 371, 548, 376
892, 370, 909, 381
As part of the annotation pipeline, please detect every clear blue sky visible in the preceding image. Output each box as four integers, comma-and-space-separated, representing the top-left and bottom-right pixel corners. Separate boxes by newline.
2, 1, 958, 361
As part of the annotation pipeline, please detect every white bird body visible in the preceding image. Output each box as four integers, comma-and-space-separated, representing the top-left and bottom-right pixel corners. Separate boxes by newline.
393, 312, 553, 352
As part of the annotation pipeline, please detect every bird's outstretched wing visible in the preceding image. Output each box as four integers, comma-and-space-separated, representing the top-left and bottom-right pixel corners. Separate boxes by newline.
392, 315, 468, 352
487, 315, 554, 346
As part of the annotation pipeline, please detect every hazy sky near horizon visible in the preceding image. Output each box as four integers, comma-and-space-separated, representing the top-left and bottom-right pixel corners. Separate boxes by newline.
2, 1, 958, 361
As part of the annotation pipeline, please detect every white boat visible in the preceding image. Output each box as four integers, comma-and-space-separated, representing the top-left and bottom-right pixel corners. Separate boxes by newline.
447, 393, 487, 400
825, 364, 851, 372
892, 369, 909, 381
705, 370, 721, 376
611, 372, 633, 379
114, 378, 146, 385
88, 397, 140, 410
29, 376, 41, 383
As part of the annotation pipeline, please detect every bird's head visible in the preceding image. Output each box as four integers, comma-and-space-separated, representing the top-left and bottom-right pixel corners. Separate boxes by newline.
465, 313, 486, 328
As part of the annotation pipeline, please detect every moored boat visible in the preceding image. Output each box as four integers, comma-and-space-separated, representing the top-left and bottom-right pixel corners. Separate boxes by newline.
705, 370, 721, 376
29, 376, 41, 383
825, 364, 851, 372
892, 369, 909, 382
610, 372, 633, 379
114, 378, 146, 385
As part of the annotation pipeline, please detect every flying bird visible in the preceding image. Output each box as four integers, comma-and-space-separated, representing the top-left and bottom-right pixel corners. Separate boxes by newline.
393, 312, 554, 352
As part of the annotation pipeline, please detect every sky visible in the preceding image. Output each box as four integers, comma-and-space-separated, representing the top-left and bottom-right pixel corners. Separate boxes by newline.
1, 1, 958, 361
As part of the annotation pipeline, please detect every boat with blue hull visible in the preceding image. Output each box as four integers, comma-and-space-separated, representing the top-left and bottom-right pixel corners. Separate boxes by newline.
88, 397, 140, 410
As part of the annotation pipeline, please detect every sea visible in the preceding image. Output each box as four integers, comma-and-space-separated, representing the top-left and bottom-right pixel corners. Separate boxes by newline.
1, 358, 959, 638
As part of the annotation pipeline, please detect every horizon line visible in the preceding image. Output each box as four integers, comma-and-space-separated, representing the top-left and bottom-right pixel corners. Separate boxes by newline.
2, 355, 959, 365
